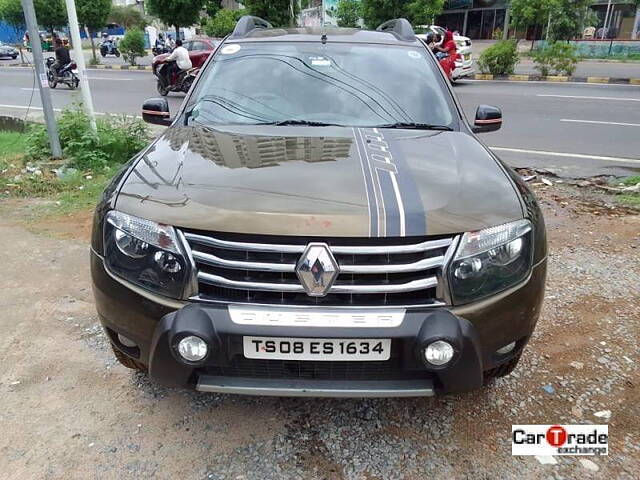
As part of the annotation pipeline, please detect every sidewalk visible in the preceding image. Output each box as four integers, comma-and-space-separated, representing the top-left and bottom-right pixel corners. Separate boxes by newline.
472, 39, 640, 78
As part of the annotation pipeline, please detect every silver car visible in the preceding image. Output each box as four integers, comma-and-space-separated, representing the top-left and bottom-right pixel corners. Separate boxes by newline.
0, 41, 19, 60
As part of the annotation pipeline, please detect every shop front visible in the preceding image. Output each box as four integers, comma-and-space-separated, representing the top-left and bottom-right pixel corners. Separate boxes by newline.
435, 0, 509, 39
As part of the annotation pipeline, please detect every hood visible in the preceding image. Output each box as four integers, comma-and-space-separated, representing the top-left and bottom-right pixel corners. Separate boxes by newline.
115, 125, 523, 237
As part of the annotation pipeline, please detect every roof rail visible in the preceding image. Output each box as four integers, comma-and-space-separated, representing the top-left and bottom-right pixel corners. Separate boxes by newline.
229, 15, 273, 39
376, 18, 416, 42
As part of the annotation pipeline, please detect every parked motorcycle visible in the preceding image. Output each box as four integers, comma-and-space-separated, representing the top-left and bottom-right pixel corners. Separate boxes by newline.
99, 39, 120, 57
45, 57, 79, 90
154, 62, 198, 96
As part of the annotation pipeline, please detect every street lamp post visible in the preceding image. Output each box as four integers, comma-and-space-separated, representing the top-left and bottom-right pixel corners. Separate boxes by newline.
64, 0, 97, 131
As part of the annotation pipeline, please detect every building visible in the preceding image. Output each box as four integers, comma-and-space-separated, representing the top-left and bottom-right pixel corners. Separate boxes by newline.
435, 0, 640, 40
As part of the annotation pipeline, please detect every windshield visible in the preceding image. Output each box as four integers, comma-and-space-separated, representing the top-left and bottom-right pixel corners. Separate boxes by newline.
185, 42, 456, 128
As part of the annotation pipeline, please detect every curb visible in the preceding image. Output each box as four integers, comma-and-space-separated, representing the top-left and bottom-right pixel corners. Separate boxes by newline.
0, 63, 153, 71
470, 73, 640, 85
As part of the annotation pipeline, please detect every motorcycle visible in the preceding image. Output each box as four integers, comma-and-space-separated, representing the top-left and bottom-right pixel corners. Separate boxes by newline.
154, 62, 198, 96
99, 39, 120, 57
45, 57, 79, 90
152, 43, 171, 56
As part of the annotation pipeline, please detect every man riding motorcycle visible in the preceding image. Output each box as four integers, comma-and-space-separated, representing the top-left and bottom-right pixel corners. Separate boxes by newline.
51, 39, 70, 79
159, 39, 192, 89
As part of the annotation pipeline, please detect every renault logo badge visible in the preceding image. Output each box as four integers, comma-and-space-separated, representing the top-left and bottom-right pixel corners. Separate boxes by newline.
296, 243, 339, 297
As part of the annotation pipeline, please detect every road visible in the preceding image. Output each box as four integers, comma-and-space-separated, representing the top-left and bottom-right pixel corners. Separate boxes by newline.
1, 67, 639, 177
4, 49, 640, 78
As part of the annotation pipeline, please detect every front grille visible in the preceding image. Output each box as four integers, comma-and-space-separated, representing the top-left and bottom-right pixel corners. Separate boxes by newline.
181, 230, 457, 307
205, 357, 429, 381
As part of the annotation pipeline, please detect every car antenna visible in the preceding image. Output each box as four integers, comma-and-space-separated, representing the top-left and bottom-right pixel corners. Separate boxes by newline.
321, 33, 327, 44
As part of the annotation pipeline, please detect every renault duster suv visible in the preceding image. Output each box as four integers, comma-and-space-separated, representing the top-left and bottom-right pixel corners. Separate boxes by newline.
91, 17, 546, 397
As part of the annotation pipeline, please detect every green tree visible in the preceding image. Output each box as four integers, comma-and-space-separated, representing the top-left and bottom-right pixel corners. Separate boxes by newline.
242, 0, 299, 28
509, 0, 554, 45
119, 27, 145, 65
146, 0, 205, 39
361, 0, 406, 29
361, 0, 444, 29
336, 0, 361, 28
547, 0, 594, 41
204, 8, 245, 37
76, 0, 111, 64
203, 0, 222, 18
108, 5, 147, 30
407, 0, 445, 26
34, 0, 67, 34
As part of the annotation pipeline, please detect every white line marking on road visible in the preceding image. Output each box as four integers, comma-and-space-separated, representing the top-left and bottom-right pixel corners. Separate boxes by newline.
0, 103, 140, 118
538, 94, 640, 102
560, 118, 640, 127
87, 76, 133, 81
0, 103, 59, 111
490, 146, 640, 164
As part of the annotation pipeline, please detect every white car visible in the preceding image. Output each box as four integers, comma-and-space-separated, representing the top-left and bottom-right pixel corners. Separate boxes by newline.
417, 25, 474, 80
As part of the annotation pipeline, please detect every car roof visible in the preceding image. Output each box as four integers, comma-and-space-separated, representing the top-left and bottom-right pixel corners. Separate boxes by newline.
231, 27, 421, 46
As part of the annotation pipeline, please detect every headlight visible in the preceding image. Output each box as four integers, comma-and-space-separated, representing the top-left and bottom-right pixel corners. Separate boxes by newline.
103, 211, 191, 298
448, 219, 533, 304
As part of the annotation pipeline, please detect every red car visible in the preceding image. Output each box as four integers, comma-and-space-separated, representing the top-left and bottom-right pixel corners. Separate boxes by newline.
152, 37, 219, 73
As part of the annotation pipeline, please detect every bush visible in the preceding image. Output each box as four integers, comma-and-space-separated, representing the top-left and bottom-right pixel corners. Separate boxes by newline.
336, 0, 361, 28
119, 28, 146, 66
27, 106, 149, 170
532, 42, 579, 76
204, 8, 245, 37
477, 40, 519, 75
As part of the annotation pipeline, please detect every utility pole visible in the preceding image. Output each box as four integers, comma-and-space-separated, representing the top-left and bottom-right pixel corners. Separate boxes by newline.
21, 0, 62, 158
64, 0, 97, 131
602, 0, 613, 40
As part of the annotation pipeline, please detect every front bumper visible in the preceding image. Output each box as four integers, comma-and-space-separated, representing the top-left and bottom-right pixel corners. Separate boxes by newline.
148, 305, 485, 397
92, 250, 546, 397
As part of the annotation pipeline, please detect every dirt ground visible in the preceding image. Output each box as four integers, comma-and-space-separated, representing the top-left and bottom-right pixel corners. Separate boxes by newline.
0, 183, 638, 479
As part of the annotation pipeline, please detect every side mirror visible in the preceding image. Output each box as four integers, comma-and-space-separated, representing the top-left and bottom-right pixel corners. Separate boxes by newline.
472, 105, 502, 133
142, 98, 171, 126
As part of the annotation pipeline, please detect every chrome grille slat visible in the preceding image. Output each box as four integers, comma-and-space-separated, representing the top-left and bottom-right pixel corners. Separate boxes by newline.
198, 271, 438, 294
191, 249, 445, 274
183, 230, 458, 307
192, 250, 295, 272
184, 232, 452, 254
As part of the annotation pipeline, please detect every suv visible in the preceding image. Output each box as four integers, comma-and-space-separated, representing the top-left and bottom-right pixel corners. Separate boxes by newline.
91, 17, 546, 397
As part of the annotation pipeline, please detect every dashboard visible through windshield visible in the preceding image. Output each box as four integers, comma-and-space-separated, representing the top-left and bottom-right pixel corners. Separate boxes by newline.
185, 42, 457, 129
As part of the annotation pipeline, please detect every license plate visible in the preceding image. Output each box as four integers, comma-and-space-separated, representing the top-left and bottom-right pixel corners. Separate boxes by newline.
243, 336, 391, 361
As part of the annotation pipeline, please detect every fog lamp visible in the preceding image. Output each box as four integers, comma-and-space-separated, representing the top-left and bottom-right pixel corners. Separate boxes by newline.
496, 341, 516, 355
177, 335, 208, 362
424, 340, 455, 366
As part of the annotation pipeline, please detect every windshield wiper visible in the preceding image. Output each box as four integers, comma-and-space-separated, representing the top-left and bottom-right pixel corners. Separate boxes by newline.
376, 122, 453, 131
257, 119, 346, 127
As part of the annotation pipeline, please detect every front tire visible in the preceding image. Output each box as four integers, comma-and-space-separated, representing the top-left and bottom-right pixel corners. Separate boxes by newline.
484, 353, 522, 381
157, 79, 169, 96
111, 343, 147, 372
115, 50, 121, 58
48, 73, 57, 89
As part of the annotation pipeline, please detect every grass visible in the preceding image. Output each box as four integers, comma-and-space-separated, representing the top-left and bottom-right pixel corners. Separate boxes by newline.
621, 175, 640, 186
0, 131, 28, 159
616, 176, 640, 208
0, 129, 116, 216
